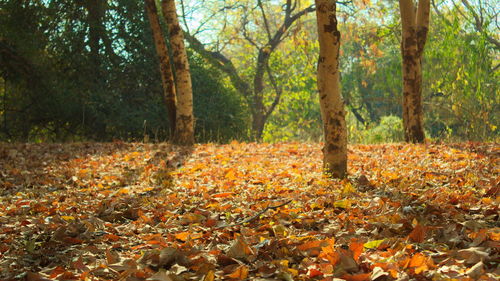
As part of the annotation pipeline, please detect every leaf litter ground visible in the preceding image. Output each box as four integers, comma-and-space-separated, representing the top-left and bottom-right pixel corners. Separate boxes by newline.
0, 142, 498, 280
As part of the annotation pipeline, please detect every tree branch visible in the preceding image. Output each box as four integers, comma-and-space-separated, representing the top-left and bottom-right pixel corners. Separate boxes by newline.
460, 0, 500, 49
264, 62, 282, 120
257, 0, 273, 42
184, 32, 251, 98
242, 14, 259, 49
217, 200, 291, 229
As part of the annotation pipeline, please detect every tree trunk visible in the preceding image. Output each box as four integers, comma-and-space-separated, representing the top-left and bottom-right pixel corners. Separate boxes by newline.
85, 0, 105, 62
399, 0, 430, 143
251, 110, 266, 141
144, 0, 177, 136
315, 0, 347, 178
162, 0, 194, 145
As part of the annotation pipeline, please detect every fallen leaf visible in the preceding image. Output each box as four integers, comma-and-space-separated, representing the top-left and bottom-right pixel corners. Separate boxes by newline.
226, 265, 249, 280
409, 224, 426, 243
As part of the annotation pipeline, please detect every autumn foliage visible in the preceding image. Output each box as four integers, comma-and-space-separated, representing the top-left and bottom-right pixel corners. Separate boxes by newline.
0, 142, 498, 280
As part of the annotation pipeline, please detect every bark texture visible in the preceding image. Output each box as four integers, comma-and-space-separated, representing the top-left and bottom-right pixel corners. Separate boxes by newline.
162, 0, 194, 145
144, 0, 177, 135
315, 0, 347, 178
399, 0, 430, 143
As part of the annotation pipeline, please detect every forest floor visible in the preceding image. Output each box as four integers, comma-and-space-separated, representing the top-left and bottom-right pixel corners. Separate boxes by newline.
0, 142, 498, 280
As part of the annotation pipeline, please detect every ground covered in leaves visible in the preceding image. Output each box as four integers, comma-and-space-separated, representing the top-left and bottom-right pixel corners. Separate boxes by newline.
0, 142, 498, 280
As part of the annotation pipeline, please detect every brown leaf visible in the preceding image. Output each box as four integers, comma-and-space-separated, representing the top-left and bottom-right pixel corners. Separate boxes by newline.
227, 236, 254, 260
408, 224, 426, 243
465, 261, 484, 279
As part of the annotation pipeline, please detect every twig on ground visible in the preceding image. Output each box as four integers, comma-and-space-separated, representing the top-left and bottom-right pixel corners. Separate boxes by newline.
217, 199, 292, 229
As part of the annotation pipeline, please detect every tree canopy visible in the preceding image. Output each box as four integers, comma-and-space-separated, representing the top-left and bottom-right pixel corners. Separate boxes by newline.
0, 0, 497, 143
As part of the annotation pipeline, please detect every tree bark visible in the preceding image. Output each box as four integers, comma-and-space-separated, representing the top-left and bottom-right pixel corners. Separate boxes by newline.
399, 0, 430, 143
315, 0, 347, 178
144, 0, 177, 136
162, 0, 194, 145
85, 0, 105, 61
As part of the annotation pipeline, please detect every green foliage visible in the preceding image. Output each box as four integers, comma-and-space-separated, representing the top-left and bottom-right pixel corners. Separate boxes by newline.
190, 54, 250, 142
348, 115, 404, 144
0, 0, 497, 143
0, 0, 248, 143
262, 28, 323, 143
423, 11, 499, 141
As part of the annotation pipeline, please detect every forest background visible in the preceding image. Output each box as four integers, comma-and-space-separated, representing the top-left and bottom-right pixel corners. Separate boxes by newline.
0, 0, 498, 143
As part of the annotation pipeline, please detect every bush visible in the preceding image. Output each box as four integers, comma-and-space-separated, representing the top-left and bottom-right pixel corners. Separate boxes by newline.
349, 115, 404, 144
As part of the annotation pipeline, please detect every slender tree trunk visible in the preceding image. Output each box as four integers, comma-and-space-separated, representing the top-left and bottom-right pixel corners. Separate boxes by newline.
144, 0, 177, 136
399, 0, 430, 143
162, 0, 195, 145
85, 0, 104, 62
315, 0, 347, 178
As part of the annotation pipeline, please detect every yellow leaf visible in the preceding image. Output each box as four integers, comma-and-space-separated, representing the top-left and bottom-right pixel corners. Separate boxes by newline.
342, 182, 356, 195
225, 169, 237, 180
203, 270, 215, 281
363, 239, 384, 249
287, 268, 298, 276
334, 199, 352, 209
61, 216, 75, 221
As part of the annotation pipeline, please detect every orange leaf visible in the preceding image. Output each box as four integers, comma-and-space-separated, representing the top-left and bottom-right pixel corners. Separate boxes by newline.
409, 224, 426, 243
225, 169, 237, 180
341, 273, 371, 281
489, 231, 500, 241
212, 192, 234, 198
349, 239, 364, 261
409, 253, 429, 274
297, 240, 322, 251
319, 239, 339, 265
104, 234, 120, 242
307, 267, 323, 278
175, 232, 202, 241
227, 265, 249, 280
49, 266, 66, 278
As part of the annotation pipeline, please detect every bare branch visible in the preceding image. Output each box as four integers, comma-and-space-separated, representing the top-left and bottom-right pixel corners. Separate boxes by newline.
460, 0, 500, 49
270, 4, 315, 50
216, 200, 292, 229
179, 0, 190, 34
431, 0, 453, 27
241, 14, 259, 49
257, 0, 273, 42
184, 32, 251, 98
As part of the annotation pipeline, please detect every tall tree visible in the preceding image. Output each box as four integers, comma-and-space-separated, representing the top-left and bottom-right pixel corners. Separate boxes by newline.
183, 0, 314, 141
146, 0, 176, 134
399, 0, 430, 143
144, 0, 177, 135
315, 0, 347, 178
162, 0, 195, 145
